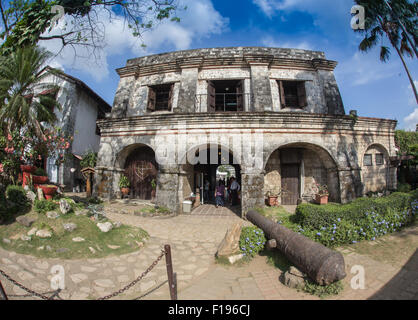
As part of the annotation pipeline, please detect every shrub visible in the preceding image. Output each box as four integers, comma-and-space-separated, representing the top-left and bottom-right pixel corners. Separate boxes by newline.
294, 192, 417, 247
397, 183, 412, 193
303, 280, 344, 299
6, 185, 28, 208
34, 199, 58, 213
239, 226, 266, 259
33, 168, 47, 176
80, 150, 97, 168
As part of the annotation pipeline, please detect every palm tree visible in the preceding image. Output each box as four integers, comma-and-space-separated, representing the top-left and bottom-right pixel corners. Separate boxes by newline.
0, 45, 62, 139
354, 0, 417, 103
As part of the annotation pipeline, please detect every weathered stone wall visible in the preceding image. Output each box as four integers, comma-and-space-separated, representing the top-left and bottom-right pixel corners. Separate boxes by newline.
111, 47, 344, 118
361, 144, 390, 194
95, 113, 397, 215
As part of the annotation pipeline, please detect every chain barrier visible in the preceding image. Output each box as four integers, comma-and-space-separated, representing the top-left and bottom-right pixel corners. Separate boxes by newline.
0, 269, 61, 300
1, 247, 168, 301
97, 248, 167, 300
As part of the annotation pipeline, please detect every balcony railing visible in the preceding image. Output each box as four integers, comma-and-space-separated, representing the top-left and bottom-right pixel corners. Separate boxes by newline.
195, 93, 254, 113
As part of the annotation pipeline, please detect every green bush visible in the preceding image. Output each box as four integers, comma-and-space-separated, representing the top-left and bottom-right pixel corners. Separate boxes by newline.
34, 199, 58, 213
303, 280, 344, 299
33, 168, 47, 176
239, 227, 266, 259
294, 192, 417, 247
6, 185, 28, 208
397, 183, 412, 193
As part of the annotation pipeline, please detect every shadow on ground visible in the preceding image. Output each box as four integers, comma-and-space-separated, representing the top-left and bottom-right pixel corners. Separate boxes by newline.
369, 249, 418, 300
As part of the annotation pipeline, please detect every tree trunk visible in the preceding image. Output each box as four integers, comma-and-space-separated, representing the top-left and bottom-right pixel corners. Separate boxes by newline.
246, 210, 346, 285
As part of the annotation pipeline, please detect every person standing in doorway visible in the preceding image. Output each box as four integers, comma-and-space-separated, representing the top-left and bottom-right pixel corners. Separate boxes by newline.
214, 180, 225, 208
204, 179, 210, 204
230, 177, 240, 206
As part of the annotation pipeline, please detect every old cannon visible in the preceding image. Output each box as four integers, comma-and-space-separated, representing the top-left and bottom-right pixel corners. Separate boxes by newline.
246, 210, 346, 285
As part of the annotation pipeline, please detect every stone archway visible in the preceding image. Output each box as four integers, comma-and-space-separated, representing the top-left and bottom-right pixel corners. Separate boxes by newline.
116, 144, 159, 200
179, 144, 242, 215
264, 142, 340, 204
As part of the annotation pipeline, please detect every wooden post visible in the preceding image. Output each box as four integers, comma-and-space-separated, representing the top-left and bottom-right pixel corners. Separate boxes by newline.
0, 278, 8, 300
164, 244, 177, 300
86, 173, 92, 197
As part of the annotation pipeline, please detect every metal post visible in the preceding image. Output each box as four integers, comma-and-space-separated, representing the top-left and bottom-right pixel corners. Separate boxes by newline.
0, 278, 8, 300
164, 244, 177, 300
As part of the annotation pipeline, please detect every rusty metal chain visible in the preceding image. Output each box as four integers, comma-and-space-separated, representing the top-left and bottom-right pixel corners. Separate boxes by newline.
97, 249, 166, 300
0, 269, 60, 300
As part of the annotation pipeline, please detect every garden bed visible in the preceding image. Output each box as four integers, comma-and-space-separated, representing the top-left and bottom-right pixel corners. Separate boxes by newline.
0, 195, 149, 259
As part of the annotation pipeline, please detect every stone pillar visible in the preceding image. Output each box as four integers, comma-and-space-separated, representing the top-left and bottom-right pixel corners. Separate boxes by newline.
248, 63, 273, 112
110, 75, 136, 118
94, 167, 125, 200
241, 171, 265, 219
94, 167, 114, 199
175, 65, 200, 114
156, 165, 180, 213
338, 168, 362, 203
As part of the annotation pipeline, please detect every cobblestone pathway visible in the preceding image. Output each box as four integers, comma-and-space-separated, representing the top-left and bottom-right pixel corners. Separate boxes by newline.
1, 204, 417, 300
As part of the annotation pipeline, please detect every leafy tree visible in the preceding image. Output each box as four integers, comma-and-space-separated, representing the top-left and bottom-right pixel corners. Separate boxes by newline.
353, 0, 417, 103
0, 0, 180, 57
395, 129, 418, 155
0, 45, 61, 139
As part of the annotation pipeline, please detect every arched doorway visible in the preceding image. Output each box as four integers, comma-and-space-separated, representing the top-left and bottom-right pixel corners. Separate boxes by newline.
124, 146, 158, 200
181, 144, 241, 210
265, 143, 340, 205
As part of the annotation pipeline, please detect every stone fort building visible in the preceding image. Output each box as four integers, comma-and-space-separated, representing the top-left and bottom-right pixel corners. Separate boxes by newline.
94, 47, 397, 217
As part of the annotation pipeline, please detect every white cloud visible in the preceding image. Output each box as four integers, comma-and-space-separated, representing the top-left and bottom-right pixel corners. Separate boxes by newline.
403, 108, 418, 131
39, 0, 228, 81
261, 36, 314, 50
336, 50, 400, 87
252, 0, 351, 35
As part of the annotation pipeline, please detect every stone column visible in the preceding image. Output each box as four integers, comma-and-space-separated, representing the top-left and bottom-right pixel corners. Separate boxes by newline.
156, 165, 180, 213
94, 167, 114, 199
248, 63, 273, 112
338, 168, 362, 203
241, 171, 265, 219
175, 64, 200, 114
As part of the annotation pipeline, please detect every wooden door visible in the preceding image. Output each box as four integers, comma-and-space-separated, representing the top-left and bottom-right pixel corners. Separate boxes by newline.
236, 80, 243, 111
125, 148, 158, 200
207, 81, 216, 113
281, 164, 300, 205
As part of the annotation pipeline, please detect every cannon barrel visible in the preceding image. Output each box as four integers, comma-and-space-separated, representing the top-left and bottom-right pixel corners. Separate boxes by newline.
247, 210, 346, 285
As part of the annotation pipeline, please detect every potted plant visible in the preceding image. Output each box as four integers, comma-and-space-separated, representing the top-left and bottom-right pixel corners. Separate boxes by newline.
119, 175, 131, 196
151, 179, 157, 200
265, 190, 280, 207
39, 184, 58, 200
314, 183, 329, 205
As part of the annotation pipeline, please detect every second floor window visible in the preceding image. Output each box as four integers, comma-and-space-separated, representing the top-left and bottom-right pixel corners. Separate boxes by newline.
278, 80, 307, 109
147, 83, 174, 112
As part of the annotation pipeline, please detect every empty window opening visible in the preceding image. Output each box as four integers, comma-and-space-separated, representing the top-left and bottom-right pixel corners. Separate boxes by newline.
147, 83, 174, 112
278, 80, 307, 109
364, 154, 372, 166
375, 154, 384, 165
207, 80, 244, 112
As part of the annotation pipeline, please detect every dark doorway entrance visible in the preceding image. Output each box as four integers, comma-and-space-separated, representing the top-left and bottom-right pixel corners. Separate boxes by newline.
191, 145, 241, 208
124, 146, 158, 200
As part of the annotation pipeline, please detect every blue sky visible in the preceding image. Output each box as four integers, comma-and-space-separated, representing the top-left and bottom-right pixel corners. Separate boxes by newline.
40, 0, 418, 130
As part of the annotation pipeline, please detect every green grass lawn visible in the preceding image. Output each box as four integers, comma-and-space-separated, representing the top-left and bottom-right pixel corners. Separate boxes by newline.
0, 208, 149, 259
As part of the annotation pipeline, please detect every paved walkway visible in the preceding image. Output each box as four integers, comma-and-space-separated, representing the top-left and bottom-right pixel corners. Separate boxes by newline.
0, 204, 417, 300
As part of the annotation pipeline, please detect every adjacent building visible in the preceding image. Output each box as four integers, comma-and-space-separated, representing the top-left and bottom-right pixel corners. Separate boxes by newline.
40, 67, 111, 191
